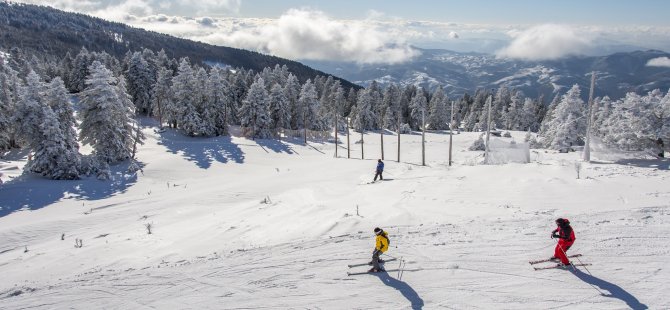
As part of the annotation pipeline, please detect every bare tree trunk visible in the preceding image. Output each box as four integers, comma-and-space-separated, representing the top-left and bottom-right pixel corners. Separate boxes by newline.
397, 110, 401, 163
422, 109, 425, 166
347, 118, 351, 159
380, 130, 384, 160
334, 115, 338, 158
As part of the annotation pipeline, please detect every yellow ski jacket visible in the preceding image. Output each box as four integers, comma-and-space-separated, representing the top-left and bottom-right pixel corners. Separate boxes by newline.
375, 231, 390, 253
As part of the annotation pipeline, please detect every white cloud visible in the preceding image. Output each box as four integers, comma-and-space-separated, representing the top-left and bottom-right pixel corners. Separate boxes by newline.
178, 0, 240, 15
448, 31, 459, 39
647, 57, 670, 67
92, 0, 154, 22
495, 24, 593, 60
197, 17, 216, 27
201, 9, 420, 64
14, 0, 99, 12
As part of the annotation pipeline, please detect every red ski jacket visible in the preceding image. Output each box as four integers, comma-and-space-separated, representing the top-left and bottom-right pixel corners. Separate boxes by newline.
553, 225, 576, 246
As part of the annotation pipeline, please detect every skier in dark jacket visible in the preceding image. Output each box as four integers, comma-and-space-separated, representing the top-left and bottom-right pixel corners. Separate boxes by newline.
373, 159, 384, 182
551, 218, 576, 266
369, 227, 390, 272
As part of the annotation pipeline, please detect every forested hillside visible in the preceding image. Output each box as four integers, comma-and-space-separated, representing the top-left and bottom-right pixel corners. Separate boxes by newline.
0, 2, 359, 89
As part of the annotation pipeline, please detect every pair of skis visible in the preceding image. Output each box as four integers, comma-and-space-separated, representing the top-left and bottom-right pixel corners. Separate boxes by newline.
347, 258, 399, 276
529, 254, 591, 270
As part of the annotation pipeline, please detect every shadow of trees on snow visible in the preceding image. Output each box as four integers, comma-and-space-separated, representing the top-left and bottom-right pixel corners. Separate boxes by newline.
157, 130, 245, 169
0, 161, 141, 218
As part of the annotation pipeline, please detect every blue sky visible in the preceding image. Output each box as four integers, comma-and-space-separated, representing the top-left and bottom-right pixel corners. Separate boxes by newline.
13, 0, 670, 63
234, 0, 670, 25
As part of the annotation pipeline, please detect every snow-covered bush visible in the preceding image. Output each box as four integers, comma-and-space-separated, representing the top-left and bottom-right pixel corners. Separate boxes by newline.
399, 123, 412, 134
469, 134, 486, 151
503, 131, 512, 138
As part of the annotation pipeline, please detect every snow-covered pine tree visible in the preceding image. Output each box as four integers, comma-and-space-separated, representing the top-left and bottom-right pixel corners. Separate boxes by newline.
194, 67, 217, 136
602, 89, 670, 152
141, 48, 159, 84
519, 97, 538, 132
327, 82, 346, 130
352, 88, 376, 131
229, 70, 248, 125
492, 88, 510, 130
171, 58, 204, 136
117, 70, 145, 160
368, 81, 383, 129
656, 90, 670, 150
409, 89, 428, 130
69, 47, 91, 93
269, 83, 290, 130
381, 83, 400, 130
503, 90, 523, 130
152, 67, 173, 127
462, 92, 483, 131
592, 96, 612, 137
284, 74, 301, 130
299, 79, 325, 130
14, 71, 80, 179
544, 85, 586, 149
539, 94, 561, 137
205, 67, 230, 136
345, 88, 358, 119
0, 65, 18, 150
79, 61, 137, 163
428, 86, 450, 130
239, 77, 272, 139
45, 77, 79, 153
125, 52, 154, 114
0, 89, 10, 150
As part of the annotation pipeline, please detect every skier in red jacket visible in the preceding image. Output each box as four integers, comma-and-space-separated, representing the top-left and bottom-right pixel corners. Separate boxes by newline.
551, 218, 576, 266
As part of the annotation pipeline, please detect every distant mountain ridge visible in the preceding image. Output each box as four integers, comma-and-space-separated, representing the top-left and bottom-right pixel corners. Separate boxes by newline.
0, 2, 360, 89
304, 48, 670, 100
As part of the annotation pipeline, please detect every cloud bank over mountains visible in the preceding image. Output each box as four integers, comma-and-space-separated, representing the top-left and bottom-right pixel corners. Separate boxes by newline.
495, 24, 593, 60
647, 57, 670, 67
12, 0, 670, 64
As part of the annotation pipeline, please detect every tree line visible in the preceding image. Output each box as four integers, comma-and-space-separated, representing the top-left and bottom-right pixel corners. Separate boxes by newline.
1, 46, 669, 180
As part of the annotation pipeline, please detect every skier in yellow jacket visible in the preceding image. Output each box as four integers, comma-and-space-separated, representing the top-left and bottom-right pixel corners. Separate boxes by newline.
369, 227, 390, 272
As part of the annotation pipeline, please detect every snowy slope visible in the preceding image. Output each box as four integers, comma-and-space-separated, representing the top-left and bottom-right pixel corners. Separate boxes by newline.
1, 122, 669, 309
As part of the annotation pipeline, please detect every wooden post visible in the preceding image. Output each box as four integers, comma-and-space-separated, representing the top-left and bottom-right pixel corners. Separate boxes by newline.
334, 115, 338, 158
422, 109, 426, 166
361, 127, 364, 160
347, 117, 351, 158
583, 71, 597, 162
449, 100, 454, 166
397, 109, 401, 163
303, 109, 307, 144
380, 130, 384, 160
484, 95, 492, 164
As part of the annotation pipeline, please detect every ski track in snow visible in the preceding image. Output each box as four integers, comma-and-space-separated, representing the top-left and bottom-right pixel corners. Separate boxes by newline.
0, 127, 668, 309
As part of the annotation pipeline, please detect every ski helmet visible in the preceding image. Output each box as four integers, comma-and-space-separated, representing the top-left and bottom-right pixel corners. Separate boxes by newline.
374, 227, 382, 234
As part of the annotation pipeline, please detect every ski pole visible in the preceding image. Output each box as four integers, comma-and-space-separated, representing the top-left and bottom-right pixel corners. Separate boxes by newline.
382, 253, 398, 260
557, 242, 576, 271
559, 244, 603, 295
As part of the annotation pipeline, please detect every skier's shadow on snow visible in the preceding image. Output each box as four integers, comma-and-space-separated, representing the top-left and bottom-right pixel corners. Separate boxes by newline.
376, 272, 424, 310
571, 269, 648, 310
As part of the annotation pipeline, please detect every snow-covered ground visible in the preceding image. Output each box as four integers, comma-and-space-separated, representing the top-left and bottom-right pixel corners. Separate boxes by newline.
1, 122, 668, 309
